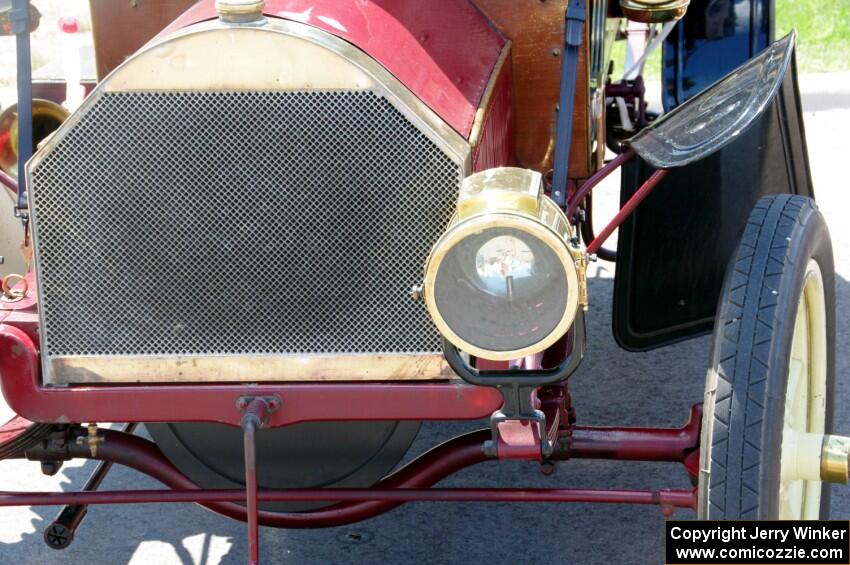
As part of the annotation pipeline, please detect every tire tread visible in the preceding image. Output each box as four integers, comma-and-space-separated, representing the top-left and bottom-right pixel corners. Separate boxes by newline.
707, 195, 817, 519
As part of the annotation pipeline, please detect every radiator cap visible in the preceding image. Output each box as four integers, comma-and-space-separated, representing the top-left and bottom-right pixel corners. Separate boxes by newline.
215, 0, 265, 23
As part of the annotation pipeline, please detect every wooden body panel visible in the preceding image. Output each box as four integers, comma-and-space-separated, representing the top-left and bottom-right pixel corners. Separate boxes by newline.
472, 0, 591, 179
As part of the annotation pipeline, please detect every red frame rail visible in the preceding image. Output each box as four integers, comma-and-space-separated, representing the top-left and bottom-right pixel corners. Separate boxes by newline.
0, 326, 503, 426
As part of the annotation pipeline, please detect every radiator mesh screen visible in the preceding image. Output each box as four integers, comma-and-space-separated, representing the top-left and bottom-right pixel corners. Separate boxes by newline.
30, 90, 462, 357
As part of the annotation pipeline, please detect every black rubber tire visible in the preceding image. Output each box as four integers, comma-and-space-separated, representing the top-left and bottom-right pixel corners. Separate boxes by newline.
698, 195, 836, 519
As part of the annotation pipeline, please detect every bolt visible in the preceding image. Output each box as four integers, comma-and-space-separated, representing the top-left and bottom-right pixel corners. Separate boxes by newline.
44, 522, 73, 549
40, 460, 62, 476
49, 436, 66, 449
409, 284, 423, 301
539, 461, 556, 476
552, 48, 561, 57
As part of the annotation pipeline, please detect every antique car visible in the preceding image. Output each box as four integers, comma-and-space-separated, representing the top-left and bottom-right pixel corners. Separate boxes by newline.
0, 0, 845, 562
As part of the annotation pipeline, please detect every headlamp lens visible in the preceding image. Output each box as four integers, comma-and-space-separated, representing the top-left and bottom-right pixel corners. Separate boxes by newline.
432, 226, 568, 354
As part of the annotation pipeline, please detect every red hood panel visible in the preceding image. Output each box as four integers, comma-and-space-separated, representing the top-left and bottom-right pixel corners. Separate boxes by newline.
161, 0, 506, 138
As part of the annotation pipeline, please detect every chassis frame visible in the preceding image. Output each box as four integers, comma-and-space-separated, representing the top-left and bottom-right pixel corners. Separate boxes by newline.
0, 1, 833, 564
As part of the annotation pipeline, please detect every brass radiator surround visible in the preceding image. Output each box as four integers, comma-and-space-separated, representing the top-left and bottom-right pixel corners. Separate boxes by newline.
27, 19, 472, 384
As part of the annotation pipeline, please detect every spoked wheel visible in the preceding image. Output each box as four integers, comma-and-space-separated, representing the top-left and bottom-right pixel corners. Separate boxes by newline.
779, 257, 828, 518
699, 195, 836, 519
147, 420, 420, 511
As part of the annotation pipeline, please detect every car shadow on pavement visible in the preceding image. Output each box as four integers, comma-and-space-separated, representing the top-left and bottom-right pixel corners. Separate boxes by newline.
0, 426, 249, 564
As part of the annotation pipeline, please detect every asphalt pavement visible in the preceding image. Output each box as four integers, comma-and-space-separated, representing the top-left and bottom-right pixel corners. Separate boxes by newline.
0, 75, 847, 565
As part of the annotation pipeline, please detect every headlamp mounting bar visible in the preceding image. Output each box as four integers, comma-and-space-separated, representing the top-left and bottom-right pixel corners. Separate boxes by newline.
11, 0, 34, 220
550, 0, 587, 206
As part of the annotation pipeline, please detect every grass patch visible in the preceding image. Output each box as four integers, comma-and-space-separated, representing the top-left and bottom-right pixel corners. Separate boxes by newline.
777, 0, 850, 73
608, 0, 850, 79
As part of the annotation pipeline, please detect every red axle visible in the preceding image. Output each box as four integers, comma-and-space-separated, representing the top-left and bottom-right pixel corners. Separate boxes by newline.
16, 401, 701, 529
569, 404, 702, 463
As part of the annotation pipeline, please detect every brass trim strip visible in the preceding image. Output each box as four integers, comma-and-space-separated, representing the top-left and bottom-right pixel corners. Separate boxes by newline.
48, 354, 453, 384
468, 41, 512, 151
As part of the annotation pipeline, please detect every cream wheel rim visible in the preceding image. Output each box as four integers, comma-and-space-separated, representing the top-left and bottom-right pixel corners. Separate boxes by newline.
778, 259, 827, 519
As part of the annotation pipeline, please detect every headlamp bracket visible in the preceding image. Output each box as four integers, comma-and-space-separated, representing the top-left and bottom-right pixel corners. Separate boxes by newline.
441, 314, 585, 459
485, 383, 554, 458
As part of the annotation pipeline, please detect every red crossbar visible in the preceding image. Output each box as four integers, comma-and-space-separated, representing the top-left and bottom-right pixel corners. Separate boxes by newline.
0, 487, 697, 510
587, 168, 669, 254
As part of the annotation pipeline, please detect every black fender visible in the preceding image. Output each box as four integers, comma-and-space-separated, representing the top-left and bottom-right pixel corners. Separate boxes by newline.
612, 33, 813, 350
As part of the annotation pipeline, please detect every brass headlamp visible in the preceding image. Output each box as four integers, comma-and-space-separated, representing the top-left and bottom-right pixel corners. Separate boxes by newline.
423, 168, 585, 361
0, 99, 68, 178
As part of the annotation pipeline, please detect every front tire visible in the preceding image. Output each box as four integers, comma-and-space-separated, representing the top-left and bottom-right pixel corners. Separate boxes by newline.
698, 195, 836, 519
